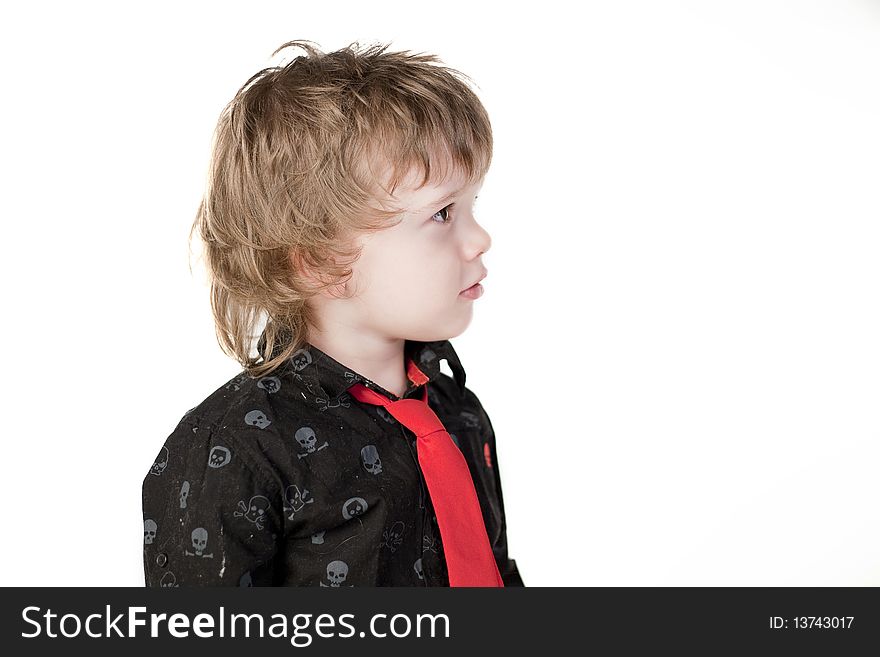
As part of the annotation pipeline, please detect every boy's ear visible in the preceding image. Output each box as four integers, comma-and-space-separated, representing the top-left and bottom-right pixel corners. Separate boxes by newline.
288, 247, 348, 300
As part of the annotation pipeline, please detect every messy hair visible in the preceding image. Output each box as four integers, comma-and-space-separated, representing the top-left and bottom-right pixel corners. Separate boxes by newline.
189, 39, 493, 379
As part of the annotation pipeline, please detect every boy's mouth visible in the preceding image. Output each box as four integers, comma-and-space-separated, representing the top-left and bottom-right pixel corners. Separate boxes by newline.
460, 270, 487, 293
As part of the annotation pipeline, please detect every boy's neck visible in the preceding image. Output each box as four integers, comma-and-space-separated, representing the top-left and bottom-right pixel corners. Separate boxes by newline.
307, 325, 409, 399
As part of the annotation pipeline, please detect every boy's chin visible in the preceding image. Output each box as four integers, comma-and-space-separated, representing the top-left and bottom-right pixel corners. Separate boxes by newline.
413, 320, 472, 343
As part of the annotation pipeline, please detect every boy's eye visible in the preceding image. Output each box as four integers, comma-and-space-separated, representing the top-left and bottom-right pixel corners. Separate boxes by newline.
431, 204, 453, 225
429, 195, 477, 225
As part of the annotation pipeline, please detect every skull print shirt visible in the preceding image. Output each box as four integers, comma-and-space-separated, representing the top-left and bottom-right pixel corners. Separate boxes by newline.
142, 337, 523, 587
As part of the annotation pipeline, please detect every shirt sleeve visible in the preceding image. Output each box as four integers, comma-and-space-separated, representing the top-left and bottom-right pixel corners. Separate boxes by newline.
142, 413, 283, 587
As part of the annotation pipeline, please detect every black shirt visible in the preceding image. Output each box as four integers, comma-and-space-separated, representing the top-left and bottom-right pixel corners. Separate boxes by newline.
142, 338, 523, 587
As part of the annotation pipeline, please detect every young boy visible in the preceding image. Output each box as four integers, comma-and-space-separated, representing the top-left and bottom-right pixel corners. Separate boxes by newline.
142, 39, 522, 587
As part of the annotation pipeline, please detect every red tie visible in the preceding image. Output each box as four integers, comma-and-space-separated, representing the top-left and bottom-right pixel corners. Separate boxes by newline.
348, 381, 504, 587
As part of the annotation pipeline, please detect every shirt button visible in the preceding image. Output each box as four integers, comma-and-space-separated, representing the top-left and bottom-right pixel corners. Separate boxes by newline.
156, 553, 168, 567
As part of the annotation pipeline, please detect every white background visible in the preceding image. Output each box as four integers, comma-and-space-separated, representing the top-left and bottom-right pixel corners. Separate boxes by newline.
1, 0, 878, 586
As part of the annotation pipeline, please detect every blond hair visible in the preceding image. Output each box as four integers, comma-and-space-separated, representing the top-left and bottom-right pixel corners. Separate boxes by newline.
189, 39, 493, 379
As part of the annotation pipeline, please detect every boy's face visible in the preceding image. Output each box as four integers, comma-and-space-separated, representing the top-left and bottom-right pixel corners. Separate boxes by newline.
329, 166, 491, 342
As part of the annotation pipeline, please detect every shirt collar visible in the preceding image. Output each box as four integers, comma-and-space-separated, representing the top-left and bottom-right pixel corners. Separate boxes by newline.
259, 330, 467, 402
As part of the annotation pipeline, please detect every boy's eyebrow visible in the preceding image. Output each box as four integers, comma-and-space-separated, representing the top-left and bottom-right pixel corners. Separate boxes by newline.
417, 189, 461, 212
414, 183, 483, 213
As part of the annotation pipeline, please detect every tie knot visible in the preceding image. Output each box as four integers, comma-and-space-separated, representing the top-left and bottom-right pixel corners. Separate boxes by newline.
348, 383, 444, 439
347, 382, 394, 407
